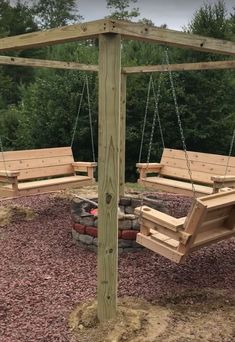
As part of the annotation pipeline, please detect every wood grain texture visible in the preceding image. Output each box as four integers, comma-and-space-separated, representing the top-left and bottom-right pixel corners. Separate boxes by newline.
119, 74, 126, 196
0, 19, 109, 52
97, 33, 121, 321
112, 21, 235, 56
0, 55, 98, 71
122, 60, 235, 74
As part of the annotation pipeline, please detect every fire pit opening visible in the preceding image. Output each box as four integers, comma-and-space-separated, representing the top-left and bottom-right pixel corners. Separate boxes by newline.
71, 193, 192, 253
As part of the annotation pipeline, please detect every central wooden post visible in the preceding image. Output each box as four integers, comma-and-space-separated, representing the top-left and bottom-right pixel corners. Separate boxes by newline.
97, 33, 121, 321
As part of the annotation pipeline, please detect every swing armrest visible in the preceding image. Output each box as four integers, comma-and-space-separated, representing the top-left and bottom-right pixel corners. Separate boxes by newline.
0, 170, 20, 184
72, 162, 97, 178
211, 175, 235, 192
0, 170, 20, 177
136, 163, 163, 178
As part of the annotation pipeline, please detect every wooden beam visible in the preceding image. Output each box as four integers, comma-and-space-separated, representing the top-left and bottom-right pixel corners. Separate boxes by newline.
0, 19, 234, 57
111, 21, 235, 56
0, 55, 98, 72
0, 19, 109, 52
119, 74, 127, 196
97, 33, 121, 321
122, 60, 235, 74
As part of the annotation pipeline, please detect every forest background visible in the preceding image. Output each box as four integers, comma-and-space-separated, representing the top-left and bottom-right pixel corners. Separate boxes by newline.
0, 0, 234, 180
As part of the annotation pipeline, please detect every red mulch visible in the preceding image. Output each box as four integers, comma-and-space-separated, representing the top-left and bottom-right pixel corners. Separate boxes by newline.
0, 194, 234, 342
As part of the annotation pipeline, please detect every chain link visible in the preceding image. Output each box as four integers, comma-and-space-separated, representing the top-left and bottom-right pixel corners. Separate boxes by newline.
71, 77, 86, 147
222, 126, 235, 187
85, 74, 96, 162
164, 49, 196, 199
151, 74, 165, 150
139, 75, 153, 163
146, 74, 164, 163
0, 135, 9, 179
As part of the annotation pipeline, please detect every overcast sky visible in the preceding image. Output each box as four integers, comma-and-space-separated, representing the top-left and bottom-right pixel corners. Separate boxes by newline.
78, 0, 234, 30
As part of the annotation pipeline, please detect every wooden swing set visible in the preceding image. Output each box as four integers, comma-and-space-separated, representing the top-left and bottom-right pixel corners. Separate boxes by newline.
0, 74, 97, 197
0, 19, 234, 320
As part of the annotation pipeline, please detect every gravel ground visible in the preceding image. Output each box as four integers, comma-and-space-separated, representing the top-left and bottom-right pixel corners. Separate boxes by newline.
0, 193, 234, 342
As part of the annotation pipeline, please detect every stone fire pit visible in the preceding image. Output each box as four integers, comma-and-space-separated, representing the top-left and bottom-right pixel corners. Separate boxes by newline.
71, 194, 169, 253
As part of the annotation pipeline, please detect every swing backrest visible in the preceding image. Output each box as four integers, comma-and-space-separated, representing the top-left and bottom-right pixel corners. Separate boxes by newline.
160, 148, 235, 185
0, 147, 75, 181
184, 189, 235, 252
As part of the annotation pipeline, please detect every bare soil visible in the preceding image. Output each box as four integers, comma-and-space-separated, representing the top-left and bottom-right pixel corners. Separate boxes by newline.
0, 188, 234, 342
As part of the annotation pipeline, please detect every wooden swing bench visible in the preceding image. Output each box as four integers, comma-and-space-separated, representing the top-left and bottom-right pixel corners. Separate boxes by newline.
0, 146, 97, 198
137, 148, 235, 197
135, 189, 235, 263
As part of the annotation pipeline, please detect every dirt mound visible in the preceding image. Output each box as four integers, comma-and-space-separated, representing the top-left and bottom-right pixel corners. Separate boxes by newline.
0, 205, 35, 226
69, 290, 235, 342
69, 297, 170, 342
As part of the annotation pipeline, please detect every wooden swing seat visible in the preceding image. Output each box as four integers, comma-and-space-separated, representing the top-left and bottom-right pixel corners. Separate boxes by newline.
135, 189, 235, 263
137, 148, 235, 197
0, 146, 97, 198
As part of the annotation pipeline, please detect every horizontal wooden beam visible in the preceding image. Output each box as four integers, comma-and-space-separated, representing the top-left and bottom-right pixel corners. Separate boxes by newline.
0, 55, 98, 72
0, 19, 234, 57
0, 19, 109, 52
122, 60, 235, 74
111, 21, 235, 56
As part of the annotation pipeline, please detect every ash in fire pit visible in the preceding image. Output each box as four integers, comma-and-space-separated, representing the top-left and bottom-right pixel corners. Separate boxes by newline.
71, 194, 171, 253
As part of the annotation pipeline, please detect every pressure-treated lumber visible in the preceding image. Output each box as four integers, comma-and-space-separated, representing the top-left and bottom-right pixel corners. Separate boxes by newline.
135, 190, 235, 263
0, 19, 109, 52
122, 60, 235, 74
0, 19, 235, 57
97, 33, 121, 321
112, 21, 235, 56
0, 55, 98, 72
137, 148, 235, 197
119, 74, 127, 196
0, 147, 96, 198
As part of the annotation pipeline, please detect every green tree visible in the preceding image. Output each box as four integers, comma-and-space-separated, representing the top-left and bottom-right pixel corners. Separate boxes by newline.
106, 0, 140, 20
33, 0, 83, 28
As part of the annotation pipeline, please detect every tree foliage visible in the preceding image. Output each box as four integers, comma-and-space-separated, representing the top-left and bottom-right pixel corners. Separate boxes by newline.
0, 0, 234, 182
106, 0, 140, 20
33, 0, 83, 29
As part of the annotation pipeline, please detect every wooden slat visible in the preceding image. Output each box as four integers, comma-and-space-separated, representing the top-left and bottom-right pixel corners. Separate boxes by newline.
161, 166, 213, 184
140, 220, 180, 240
0, 155, 73, 171
199, 215, 232, 233
135, 206, 185, 231
161, 156, 235, 177
204, 206, 233, 222
0, 19, 109, 52
0, 147, 73, 162
122, 60, 235, 74
161, 149, 235, 168
0, 55, 98, 72
17, 165, 74, 180
141, 177, 212, 195
136, 233, 184, 263
112, 21, 235, 56
1, 177, 93, 197
192, 227, 235, 248
151, 231, 179, 248
198, 190, 235, 209
16, 175, 90, 189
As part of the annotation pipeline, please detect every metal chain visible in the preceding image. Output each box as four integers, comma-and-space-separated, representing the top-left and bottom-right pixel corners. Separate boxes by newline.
138, 75, 153, 163
70, 77, 86, 147
151, 74, 165, 150
0, 135, 9, 179
222, 126, 235, 187
146, 74, 164, 163
164, 48, 196, 199
85, 74, 96, 162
